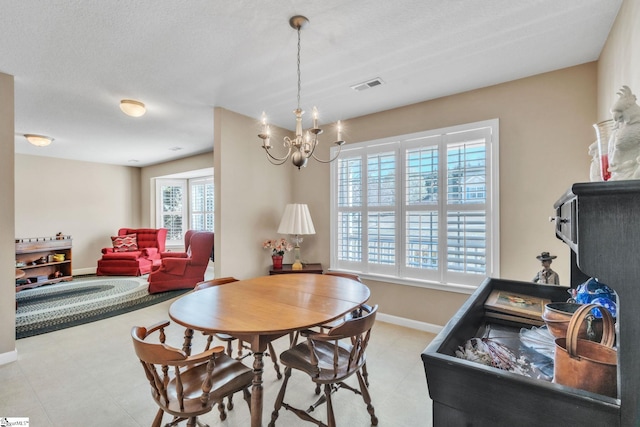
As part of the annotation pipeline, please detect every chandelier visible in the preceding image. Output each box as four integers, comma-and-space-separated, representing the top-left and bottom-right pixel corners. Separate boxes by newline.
258, 15, 345, 169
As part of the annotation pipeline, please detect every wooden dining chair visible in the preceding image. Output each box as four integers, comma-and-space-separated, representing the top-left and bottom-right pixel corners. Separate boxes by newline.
194, 278, 283, 380
268, 304, 379, 427
318, 272, 371, 388
131, 320, 252, 427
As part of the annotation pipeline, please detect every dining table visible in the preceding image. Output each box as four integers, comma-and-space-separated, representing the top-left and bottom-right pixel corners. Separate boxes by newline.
168, 273, 371, 427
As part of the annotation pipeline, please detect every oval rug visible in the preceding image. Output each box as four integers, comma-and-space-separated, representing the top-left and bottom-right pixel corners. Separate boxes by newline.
15, 277, 189, 339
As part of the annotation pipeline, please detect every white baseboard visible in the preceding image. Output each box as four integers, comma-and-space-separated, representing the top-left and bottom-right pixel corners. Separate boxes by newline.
0, 349, 17, 366
377, 312, 443, 334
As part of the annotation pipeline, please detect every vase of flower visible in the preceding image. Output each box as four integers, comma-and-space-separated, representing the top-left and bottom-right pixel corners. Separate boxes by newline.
272, 255, 283, 269
263, 238, 293, 269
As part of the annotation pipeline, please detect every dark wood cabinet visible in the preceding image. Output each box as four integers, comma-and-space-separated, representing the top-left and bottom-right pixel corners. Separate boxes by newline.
15, 236, 73, 291
422, 181, 640, 426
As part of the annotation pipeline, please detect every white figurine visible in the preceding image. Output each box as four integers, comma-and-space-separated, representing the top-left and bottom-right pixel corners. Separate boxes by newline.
609, 86, 640, 180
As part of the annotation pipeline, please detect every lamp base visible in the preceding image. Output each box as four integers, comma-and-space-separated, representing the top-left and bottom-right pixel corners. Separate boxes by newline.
292, 260, 303, 270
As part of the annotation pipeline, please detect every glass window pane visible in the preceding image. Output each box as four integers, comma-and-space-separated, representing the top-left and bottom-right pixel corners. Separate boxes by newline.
406, 211, 438, 269
406, 146, 438, 205
338, 157, 362, 207
162, 185, 183, 212
447, 140, 486, 204
447, 211, 486, 274
367, 152, 395, 206
337, 212, 362, 262
163, 215, 183, 241
368, 212, 395, 264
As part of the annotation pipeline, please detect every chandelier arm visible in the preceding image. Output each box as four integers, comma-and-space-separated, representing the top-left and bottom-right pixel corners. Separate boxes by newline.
263, 144, 293, 163
310, 144, 344, 164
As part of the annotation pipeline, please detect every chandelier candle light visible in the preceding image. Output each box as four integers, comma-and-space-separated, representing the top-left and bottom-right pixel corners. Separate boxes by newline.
277, 203, 316, 270
258, 15, 345, 169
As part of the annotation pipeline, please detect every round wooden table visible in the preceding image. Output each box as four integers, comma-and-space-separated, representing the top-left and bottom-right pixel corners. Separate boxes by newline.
169, 273, 371, 427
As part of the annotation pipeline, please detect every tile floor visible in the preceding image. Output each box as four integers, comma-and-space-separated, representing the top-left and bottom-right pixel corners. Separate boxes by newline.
1, 294, 436, 426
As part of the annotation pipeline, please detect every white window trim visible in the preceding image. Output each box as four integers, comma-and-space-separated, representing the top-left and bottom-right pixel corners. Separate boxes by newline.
329, 119, 500, 294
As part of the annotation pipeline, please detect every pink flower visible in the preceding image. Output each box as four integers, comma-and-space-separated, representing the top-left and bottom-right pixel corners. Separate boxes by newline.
263, 238, 293, 256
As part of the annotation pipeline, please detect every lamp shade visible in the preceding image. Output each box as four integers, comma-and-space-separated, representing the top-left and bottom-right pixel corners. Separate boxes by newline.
277, 204, 315, 235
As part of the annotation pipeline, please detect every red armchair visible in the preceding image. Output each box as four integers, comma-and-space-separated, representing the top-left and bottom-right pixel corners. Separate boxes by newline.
96, 228, 168, 276
147, 231, 214, 293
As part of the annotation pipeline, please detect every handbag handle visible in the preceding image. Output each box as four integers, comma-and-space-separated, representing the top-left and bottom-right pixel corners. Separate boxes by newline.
566, 303, 615, 357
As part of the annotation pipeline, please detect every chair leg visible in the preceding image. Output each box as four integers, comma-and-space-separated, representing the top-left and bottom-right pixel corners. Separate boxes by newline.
151, 408, 164, 427
267, 342, 282, 379
237, 339, 245, 358
225, 338, 234, 357
324, 383, 336, 427
243, 387, 252, 412
217, 398, 228, 421
268, 366, 292, 427
362, 362, 370, 387
226, 393, 234, 410
356, 370, 378, 426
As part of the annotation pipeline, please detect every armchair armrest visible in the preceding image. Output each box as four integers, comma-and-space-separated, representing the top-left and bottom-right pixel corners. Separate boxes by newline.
101, 247, 115, 255
160, 251, 189, 259
142, 247, 159, 258
160, 257, 192, 275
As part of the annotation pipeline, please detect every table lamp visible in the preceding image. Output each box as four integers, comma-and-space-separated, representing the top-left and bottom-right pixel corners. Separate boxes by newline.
277, 203, 315, 270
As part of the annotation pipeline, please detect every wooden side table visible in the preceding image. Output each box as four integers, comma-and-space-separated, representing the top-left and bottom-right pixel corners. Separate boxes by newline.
269, 263, 323, 275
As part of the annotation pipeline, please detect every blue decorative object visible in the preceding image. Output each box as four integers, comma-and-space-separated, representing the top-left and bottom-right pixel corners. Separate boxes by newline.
591, 297, 617, 318
575, 277, 617, 318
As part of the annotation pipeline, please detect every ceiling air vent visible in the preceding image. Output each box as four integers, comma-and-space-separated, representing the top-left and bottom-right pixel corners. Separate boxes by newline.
350, 77, 384, 92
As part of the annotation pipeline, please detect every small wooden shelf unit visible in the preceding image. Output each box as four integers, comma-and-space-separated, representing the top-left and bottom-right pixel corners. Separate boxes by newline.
15, 236, 73, 291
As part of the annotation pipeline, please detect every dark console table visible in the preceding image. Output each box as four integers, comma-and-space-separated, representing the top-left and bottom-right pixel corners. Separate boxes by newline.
269, 263, 323, 275
422, 181, 640, 426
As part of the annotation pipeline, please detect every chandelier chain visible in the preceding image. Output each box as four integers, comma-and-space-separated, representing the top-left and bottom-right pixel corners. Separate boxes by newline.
296, 27, 302, 111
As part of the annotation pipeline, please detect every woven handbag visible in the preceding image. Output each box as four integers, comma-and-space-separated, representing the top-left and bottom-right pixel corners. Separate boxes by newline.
553, 303, 617, 398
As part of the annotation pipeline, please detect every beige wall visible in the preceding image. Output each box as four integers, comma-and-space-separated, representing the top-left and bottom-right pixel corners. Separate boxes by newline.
598, 0, 640, 121
14, 155, 141, 275
0, 72, 16, 361
214, 107, 293, 279
293, 63, 598, 326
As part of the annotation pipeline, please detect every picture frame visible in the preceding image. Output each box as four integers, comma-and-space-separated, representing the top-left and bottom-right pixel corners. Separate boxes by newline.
484, 289, 550, 320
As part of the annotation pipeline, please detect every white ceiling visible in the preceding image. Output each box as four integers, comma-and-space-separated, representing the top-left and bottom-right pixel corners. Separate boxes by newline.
1, 0, 622, 167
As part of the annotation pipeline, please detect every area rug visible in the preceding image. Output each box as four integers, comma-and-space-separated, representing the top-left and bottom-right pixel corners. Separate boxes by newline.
15, 277, 189, 339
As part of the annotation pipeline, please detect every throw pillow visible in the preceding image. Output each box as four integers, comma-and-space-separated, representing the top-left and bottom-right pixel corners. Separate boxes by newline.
112, 234, 138, 252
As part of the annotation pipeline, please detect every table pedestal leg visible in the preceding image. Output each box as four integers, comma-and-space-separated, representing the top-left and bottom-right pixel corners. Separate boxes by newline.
251, 351, 264, 427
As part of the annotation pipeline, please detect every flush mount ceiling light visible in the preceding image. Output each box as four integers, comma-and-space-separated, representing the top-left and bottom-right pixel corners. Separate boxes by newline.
24, 134, 53, 147
258, 15, 344, 169
119, 99, 146, 117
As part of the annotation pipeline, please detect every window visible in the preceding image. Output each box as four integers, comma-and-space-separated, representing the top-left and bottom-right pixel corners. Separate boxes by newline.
190, 177, 215, 233
158, 180, 186, 244
156, 176, 214, 246
330, 119, 499, 289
